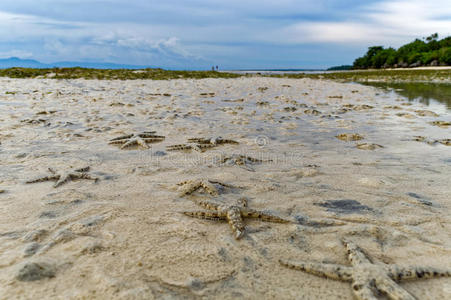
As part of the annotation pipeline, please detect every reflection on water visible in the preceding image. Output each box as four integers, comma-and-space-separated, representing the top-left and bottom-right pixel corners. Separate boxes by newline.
361, 82, 451, 110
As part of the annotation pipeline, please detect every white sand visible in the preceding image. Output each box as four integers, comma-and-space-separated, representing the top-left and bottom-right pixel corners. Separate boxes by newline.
0, 77, 450, 299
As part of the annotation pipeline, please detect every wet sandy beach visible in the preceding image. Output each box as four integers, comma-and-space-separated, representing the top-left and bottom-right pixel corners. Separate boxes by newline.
0, 77, 450, 299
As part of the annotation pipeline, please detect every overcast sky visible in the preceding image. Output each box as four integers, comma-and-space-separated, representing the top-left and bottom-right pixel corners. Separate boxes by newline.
0, 0, 450, 69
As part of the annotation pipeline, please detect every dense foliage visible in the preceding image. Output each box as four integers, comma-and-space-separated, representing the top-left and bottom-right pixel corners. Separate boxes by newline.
353, 34, 451, 69
327, 65, 352, 71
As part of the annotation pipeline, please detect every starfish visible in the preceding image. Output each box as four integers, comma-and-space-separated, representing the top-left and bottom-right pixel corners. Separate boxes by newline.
413, 136, 451, 146
166, 136, 238, 152
415, 110, 438, 117
183, 197, 290, 239
343, 104, 374, 111
26, 166, 98, 188
429, 121, 451, 128
336, 133, 364, 141
218, 154, 272, 171
384, 105, 402, 110
109, 131, 165, 149
166, 143, 216, 152
355, 143, 384, 150
187, 137, 239, 145
21, 118, 50, 125
412, 136, 430, 143
304, 109, 322, 115
177, 179, 234, 196
280, 239, 451, 300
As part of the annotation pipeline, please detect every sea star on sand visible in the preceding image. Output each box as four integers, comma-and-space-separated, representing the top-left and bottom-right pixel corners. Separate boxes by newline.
184, 197, 290, 239
109, 131, 165, 149
218, 154, 272, 171
177, 179, 234, 196
429, 121, 450, 128
26, 167, 98, 188
166, 137, 238, 152
187, 137, 239, 145
280, 239, 451, 300
413, 136, 451, 146
355, 143, 384, 150
336, 133, 364, 141
166, 143, 216, 152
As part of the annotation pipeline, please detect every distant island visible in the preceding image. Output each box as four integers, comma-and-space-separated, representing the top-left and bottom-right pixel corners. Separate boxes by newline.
0, 57, 151, 70
353, 33, 451, 69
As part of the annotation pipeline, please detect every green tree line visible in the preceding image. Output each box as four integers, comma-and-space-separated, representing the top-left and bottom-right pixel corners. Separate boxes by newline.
353, 34, 451, 69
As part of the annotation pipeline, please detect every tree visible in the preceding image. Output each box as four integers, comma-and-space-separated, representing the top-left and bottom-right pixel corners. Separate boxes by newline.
439, 47, 451, 65
372, 48, 396, 68
352, 34, 451, 69
425, 33, 438, 42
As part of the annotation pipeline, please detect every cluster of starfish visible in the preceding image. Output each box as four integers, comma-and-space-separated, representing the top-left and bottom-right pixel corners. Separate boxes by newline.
23, 125, 451, 299
176, 176, 451, 298
109, 131, 165, 149
280, 239, 451, 300
167, 136, 238, 152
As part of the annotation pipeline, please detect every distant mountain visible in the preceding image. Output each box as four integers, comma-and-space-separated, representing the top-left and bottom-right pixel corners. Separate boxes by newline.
0, 57, 151, 69
0, 57, 47, 68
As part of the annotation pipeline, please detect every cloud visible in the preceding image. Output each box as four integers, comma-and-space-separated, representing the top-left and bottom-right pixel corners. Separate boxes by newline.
0, 1, 449, 68
280, 0, 451, 46
0, 49, 33, 58
91, 33, 201, 61
0, 9, 201, 67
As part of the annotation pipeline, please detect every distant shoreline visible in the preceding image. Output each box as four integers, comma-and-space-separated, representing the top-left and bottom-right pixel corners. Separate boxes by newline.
220, 69, 328, 75
224, 66, 451, 74
0, 66, 450, 82
374, 66, 451, 71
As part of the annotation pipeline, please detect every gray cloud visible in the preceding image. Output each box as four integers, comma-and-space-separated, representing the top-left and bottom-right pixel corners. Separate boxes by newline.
0, 0, 449, 68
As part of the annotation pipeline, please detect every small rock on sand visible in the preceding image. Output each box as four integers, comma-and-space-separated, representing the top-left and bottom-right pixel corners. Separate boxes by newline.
23, 243, 41, 257
415, 110, 439, 117
356, 143, 383, 150
315, 199, 373, 214
358, 177, 384, 188
16, 262, 56, 281
22, 229, 49, 243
